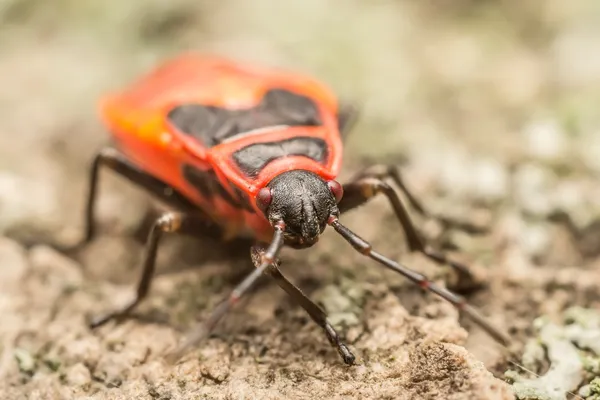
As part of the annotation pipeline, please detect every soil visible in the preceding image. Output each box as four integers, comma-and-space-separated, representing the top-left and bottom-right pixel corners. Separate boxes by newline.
1, 1, 599, 399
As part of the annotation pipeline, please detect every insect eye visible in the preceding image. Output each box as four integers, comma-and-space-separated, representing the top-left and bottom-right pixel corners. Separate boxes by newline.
327, 180, 344, 203
256, 187, 273, 213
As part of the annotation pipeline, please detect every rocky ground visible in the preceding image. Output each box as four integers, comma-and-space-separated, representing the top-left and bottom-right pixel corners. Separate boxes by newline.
1, 1, 599, 399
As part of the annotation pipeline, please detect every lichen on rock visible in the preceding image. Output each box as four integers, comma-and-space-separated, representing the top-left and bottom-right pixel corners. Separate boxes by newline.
506, 308, 600, 400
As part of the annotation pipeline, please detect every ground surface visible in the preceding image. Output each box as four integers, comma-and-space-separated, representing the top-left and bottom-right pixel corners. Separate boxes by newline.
1, 1, 600, 399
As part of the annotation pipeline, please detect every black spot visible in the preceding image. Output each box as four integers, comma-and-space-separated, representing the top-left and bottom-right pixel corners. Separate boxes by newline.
167, 105, 228, 148
259, 89, 321, 127
181, 164, 243, 209
182, 164, 212, 198
232, 137, 328, 178
230, 184, 255, 212
167, 89, 322, 147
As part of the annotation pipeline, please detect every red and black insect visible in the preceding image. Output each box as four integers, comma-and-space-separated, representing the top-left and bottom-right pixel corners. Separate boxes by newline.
66, 53, 509, 364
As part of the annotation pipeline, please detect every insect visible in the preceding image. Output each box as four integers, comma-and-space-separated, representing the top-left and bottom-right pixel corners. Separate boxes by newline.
67, 53, 509, 364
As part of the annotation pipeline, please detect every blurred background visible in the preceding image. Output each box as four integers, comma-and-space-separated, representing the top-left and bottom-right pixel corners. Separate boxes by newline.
1, 1, 600, 398
2, 0, 600, 244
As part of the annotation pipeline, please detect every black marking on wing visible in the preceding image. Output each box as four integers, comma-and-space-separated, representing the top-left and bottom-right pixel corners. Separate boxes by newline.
232, 137, 328, 178
230, 184, 255, 212
182, 164, 246, 210
167, 89, 322, 148
167, 105, 225, 148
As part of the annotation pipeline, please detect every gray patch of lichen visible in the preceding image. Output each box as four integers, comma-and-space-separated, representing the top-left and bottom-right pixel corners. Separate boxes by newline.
505, 308, 600, 400
313, 276, 367, 328
579, 378, 600, 400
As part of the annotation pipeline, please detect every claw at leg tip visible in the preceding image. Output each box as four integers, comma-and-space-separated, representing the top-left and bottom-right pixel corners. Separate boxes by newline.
344, 353, 356, 365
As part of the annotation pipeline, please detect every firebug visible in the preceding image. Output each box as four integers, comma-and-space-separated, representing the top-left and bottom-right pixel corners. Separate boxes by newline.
61, 53, 509, 364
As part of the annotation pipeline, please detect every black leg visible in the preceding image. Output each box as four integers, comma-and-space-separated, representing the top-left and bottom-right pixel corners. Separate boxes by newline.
346, 164, 486, 234
347, 164, 427, 216
68, 147, 199, 252
89, 211, 224, 328
165, 226, 286, 363
328, 217, 510, 346
251, 244, 355, 365
338, 173, 475, 287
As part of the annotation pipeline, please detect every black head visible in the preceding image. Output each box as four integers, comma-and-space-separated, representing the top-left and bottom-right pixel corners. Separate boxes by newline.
256, 170, 343, 249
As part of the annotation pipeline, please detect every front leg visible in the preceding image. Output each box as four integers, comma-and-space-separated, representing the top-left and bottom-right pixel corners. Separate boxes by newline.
251, 244, 355, 365
27, 147, 201, 255
348, 164, 486, 234
89, 211, 224, 328
75, 147, 199, 250
338, 173, 477, 289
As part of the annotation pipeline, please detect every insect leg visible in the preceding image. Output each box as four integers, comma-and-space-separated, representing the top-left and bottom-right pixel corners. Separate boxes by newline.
165, 227, 285, 363
89, 211, 223, 328
348, 164, 426, 215
328, 217, 510, 346
347, 164, 485, 234
67, 147, 198, 252
250, 244, 355, 365
338, 175, 475, 286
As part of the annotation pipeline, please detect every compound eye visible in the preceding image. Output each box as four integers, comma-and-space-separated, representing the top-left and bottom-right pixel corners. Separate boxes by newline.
256, 187, 273, 214
327, 180, 344, 203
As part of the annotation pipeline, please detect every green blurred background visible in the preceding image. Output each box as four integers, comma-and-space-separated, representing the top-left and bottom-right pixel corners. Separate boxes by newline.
0, 1, 598, 234
2, 0, 599, 159
1, 1, 600, 259
2, 1, 600, 227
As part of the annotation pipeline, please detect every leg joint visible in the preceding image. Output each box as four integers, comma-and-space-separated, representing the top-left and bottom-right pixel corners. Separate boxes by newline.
156, 213, 182, 232
95, 147, 122, 168
358, 178, 392, 199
